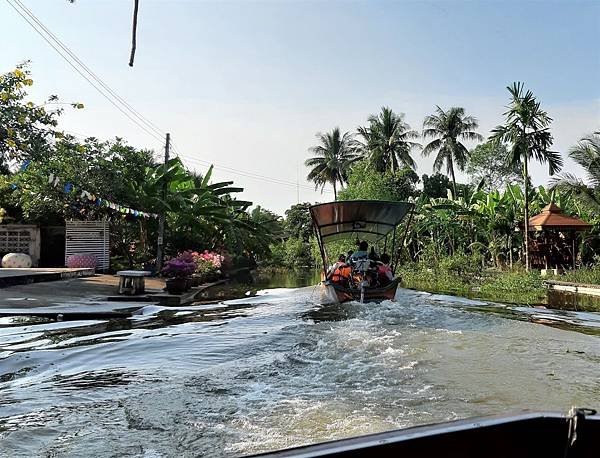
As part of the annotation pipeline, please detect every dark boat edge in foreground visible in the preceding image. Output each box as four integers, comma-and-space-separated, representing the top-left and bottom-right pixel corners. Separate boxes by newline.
248, 408, 599, 457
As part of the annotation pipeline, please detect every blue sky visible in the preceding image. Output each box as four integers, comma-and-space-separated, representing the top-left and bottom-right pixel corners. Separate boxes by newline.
2, 0, 599, 214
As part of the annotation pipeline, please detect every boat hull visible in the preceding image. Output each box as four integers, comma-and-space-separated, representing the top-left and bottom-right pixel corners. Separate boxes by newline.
321, 278, 399, 303
250, 410, 600, 457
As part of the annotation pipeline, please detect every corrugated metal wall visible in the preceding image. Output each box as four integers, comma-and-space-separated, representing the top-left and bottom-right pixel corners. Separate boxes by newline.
65, 220, 110, 271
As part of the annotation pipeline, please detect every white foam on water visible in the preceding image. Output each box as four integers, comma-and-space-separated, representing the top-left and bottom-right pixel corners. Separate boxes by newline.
1, 284, 600, 457
434, 328, 463, 335
428, 294, 488, 306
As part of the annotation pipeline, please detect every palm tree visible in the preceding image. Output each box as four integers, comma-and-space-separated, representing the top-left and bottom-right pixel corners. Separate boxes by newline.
490, 82, 563, 270
422, 106, 483, 198
551, 131, 600, 214
305, 127, 358, 199
357, 106, 420, 173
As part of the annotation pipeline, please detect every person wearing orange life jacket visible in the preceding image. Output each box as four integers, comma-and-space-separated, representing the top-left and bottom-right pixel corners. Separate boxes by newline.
377, 253, 394, 286
328, 254, 351, 285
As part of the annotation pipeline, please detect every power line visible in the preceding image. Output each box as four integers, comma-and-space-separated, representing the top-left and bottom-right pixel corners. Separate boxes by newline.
5, 0, 165, 144
191, 158, 333, 193
13, 0, 165, 138
6, 0, 332, 197
174, 151, 334, 194
169, 141, 193, 172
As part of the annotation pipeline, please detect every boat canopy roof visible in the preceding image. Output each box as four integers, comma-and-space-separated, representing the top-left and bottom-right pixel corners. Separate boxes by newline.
309, 200, 414, 243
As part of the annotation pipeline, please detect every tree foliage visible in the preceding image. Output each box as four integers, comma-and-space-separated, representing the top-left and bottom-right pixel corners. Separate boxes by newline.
421, 173, 452, 199
305, 127, 358, 199
551, 131, 600, 217
466, 141, 522, 192
0, 62, 83, 164
284, 202, 313, 242
422, 106, 483, 197
490, 82, 563, 269
0, 64, 271, 269
490, 83, 562, 176
338, 160, 419, 201
357, 106, 420, 173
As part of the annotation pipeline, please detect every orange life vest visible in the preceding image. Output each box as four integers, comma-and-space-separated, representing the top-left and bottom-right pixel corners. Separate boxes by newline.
331, 265, 351, 283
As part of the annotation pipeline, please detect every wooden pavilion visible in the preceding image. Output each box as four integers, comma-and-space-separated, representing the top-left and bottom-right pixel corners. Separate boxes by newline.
527, 203, 592, 271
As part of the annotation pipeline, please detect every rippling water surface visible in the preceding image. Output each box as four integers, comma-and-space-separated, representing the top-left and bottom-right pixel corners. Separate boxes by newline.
1, 285, 599, 457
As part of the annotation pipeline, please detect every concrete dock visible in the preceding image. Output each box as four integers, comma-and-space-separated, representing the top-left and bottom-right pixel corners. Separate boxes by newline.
0, 267, 95, 287
0, 274, 229, 319
0, 274, 164, 311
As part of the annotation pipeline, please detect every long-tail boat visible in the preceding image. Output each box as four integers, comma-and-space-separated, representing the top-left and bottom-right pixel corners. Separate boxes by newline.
309, 200, 414, 303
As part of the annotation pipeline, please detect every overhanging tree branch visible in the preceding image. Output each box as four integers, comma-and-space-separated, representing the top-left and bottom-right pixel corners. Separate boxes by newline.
129, 0, 140, 67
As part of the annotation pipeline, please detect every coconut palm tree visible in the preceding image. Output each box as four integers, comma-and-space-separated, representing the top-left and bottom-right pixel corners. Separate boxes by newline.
422, 106, 483, 198
357, 107, 420, 173
551, 131, 600, 214
305, 127, 358, 199
490, 82, 563, 270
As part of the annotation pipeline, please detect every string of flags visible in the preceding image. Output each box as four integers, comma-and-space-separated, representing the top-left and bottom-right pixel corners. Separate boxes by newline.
12, 161, 159, 219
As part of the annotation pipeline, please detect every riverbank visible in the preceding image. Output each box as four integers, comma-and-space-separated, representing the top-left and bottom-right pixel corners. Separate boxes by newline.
397, 263, 600, 312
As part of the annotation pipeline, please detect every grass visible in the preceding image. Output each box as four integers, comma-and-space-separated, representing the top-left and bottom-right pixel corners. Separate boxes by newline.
559, 267, 600, 285
397, 260, 600, 311
397, 263, 547, 306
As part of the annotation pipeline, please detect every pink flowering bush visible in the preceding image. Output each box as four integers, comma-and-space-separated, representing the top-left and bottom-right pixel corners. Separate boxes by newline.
190, 250, 224, 277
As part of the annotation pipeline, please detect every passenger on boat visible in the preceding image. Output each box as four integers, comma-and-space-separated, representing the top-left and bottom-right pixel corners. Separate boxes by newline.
377, 253, 394, 286
328, 255, 351, 286
368, 247, 379, 262
350, 241, 369, 261
327, 254, 346, 278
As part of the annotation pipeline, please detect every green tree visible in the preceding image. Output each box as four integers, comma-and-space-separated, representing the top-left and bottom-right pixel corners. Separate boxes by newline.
0, 63, 82, 163
338, 160, 418, 201
357, 106, 420, 173
4, 137, 155, 224
421, 173, 452, 199
422, 106, 483, 198
305, 127, 358, 199
551, 131, 600, 216
284, 202, 313, 242
250, 206, 284, 239
490, 82, 563, 270
466, 141, 522, 192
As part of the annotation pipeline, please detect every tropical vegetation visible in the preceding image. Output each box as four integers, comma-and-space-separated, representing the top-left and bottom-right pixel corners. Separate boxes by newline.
0, 63, 273, 272
305, 128, 358, 199
490, 82, 563, 270
422, 106, 483, 197
356, 106, 420, 173
299, 84, 600, 304
4, 62, 600, 303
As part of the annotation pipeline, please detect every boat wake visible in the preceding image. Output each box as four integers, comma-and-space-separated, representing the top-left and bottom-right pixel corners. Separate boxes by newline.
0, 286, 599, 457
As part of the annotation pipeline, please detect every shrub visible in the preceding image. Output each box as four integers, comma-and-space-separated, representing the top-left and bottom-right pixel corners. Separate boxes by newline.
190, 250, 224, 276
161, 256, 196, 278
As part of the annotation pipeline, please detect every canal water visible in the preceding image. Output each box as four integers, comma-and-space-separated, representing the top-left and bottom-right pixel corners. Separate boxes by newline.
1, 280, 599, 457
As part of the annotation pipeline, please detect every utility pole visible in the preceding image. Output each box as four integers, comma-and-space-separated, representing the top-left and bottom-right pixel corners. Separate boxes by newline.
296, 160, 300, 204
156, 132, 170, 274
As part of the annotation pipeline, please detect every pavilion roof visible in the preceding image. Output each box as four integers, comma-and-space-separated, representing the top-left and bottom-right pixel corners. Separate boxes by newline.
528, 203, 592, 231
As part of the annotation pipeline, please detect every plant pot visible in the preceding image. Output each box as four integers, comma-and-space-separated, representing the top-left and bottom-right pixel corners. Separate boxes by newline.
165, 277, 187, 295
191, 275, 202, 287
185, 277, 192, 291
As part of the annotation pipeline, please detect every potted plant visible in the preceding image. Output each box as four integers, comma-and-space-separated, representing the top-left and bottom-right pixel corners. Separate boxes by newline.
178, 251, 198, 290
162, 256, 196, 294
